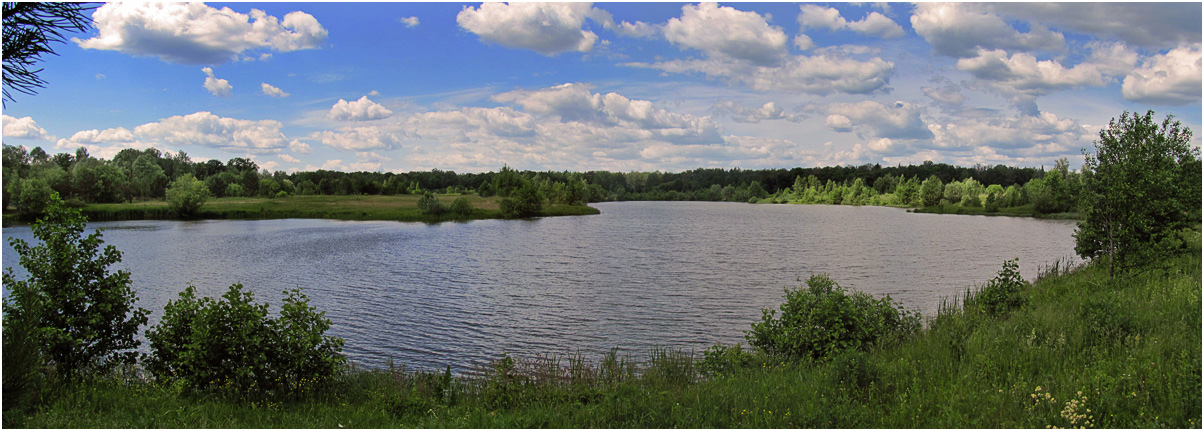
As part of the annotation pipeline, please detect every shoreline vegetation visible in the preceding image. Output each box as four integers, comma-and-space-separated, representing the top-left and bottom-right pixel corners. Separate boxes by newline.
6, 247, 1199, 428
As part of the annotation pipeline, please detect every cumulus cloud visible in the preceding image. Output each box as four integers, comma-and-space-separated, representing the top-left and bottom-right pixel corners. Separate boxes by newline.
75, 3, 327, 64
490, 83, 722, 144
399, 16, 419, 28
133, 112, 289, 152
456, 2, 607, 55
957, 49, 1106, 96
327, 96, 393, 121
1122, 44, 1202, 105
978, 3, 1201, 50
927, 111, 1092, 156
627, 3, 894, 95
52, 112, 290, 157
278, 153, 301, 163
663, 2, 789, 66
202, 67, 232, 97
311, 126, 404, 151
289, 139, 312, 154
823, 101, 934, 140
261, 82, 289, 97
910, 3, 1064, 58
628, 54, 893, 95
2, 115, 55, 141
921, 79, 966, 106
710, 101, 800, 123
798, 5, 905, 39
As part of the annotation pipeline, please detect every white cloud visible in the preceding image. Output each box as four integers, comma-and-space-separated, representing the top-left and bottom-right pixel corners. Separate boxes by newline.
133, 112, 289, 153
356, 151, 393, 162
261, 82, 289, 98
327, 96, 393, 121
823, 101, 934, 140
628, 3, 894, 95
491, 83, 722, 144
288, 139, 312, 154
261, 81, 288, 96
798, 5, 904, 39
66, 127, 136, 144
2, 115, 55, 141
663, 3, 788, 66
922, 82, 966, 106
202, 67, 232, 97
710, 101, 799, 123
399, 16, 419, 28
957, 49, 1106, 97
75, 3, 327, 64
312, 126, 403, 151
629, 54, 893, 95
978, 3, 1201, 50
910, 3, 1064, 58
456, 3, 604, 55
1122, 44, 1203, 105
278, 154, 301, 163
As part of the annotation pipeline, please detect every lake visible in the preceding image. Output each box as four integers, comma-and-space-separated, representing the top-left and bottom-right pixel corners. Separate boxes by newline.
2, 201, 1081, 372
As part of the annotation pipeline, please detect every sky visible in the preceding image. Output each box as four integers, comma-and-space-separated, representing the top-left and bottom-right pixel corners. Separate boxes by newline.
1, 2, 1201, 174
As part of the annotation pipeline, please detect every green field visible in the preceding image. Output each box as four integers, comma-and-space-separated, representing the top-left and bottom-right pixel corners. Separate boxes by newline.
7, 245, 1198, 428
6, 194, 599, 224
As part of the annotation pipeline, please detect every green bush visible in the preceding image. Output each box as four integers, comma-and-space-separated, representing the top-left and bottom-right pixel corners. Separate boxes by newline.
145, 284, 345, 399
747, 274, 920, 361
449, 196, 472, 215
165, 174, 209, 218
417, 192, 445, 215
500, 183, 544, 218
966, 259, 1028, 317
698, 343, 757, 377
2, 193, 149, 378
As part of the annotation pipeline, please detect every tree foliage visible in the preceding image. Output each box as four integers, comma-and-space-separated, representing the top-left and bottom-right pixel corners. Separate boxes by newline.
1074, 111, 1201, 276
165, 174, 209, 218
500, 183, 544, 218
2, 193, 149, 378
747, 274, 920, 361
417, 192, 446, 215
144, 284, 345, 399
2, 2, 95, 104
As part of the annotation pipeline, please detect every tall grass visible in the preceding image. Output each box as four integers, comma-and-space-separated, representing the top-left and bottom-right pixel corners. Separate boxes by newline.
9, 251, 1199, 428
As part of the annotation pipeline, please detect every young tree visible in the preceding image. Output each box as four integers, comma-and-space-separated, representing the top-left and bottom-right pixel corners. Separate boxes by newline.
1074, 111, 1201, 277
2, 193, 149, 377
165, 174, 209, 218
919, 175, 943, 207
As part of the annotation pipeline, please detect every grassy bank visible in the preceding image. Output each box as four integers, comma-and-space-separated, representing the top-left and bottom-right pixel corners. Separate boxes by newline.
911, 203, 1082, 219
8, 247, 1198, 428
4, 195, 599, 226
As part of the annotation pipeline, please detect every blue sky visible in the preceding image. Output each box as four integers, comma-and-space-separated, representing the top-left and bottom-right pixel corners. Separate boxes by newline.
2, 2, 1201, 173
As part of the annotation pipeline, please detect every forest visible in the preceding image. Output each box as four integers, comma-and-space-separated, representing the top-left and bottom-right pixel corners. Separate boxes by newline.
2, 143, 1107, 219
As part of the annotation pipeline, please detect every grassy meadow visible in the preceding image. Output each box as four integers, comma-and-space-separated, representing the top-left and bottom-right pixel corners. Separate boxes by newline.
7, 245, 1199, 428
68, 194, 599, 223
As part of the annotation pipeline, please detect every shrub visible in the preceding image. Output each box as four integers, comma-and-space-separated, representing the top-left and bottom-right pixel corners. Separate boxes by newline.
747, 274, 920, 361
2, 193, 149, 378
966, 259, 1029, 317
165, 174, 209, 218
500, 183, 543, 218
145, 284, 345, 399
417, 192, 445, 215
449, 196, 472, 215
698, 343, 757, 377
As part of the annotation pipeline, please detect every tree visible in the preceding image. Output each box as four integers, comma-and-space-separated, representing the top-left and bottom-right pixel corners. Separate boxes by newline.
131, 154, 167, 199
417, 192, 445, 215
500, 183, 544, 218
919, 175, 943, 207
2, 193, 149, 377
14, 177, 53, 217
165, 174, 209, 218
2, 3, 95, 104
1074, 111, 1201, 277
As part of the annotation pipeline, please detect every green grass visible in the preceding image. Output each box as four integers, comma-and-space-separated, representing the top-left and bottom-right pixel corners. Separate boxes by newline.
7, 250, 1199, 428
13, 194, 600, 224
911, 203, 1083, 219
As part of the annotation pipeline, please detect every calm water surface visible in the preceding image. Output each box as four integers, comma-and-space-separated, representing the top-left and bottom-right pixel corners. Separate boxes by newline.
2, 202, 1080, 372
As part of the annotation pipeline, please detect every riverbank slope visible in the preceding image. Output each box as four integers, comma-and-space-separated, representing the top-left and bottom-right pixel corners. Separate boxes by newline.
1, 194, 599, 226
8, 244, 1198, 428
